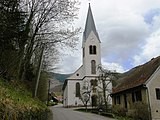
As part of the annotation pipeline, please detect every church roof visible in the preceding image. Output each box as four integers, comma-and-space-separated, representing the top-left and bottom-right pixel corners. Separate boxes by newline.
83, 4, 100, 43
112, 56, 160, 94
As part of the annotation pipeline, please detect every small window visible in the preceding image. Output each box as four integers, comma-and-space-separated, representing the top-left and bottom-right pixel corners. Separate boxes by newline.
132, 92, 135, 102
117, 95, 121, 104
135, 90, 142, 101
132, 90, 142, 102
114, 97, 116, 105
114, 95, 121, 105
156, 88, 160, 100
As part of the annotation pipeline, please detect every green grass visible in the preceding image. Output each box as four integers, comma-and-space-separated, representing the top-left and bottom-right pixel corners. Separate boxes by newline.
0, 79, 47, 113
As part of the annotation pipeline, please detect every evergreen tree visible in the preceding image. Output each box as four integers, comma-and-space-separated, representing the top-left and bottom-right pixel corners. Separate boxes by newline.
0, 0, 27, 80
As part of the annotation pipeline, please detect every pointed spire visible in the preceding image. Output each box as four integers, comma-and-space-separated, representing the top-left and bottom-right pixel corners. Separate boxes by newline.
83, 3, 100, 43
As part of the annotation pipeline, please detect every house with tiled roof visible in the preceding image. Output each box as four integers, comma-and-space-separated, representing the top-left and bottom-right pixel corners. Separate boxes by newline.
111, 56, 160, 120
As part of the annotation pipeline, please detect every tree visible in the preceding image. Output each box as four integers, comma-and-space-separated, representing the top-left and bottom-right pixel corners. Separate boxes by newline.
80, 81, 91, 111
18, 0, 80, 81
0, 0, 27, 80
37, 71, 49, 101
97, 65, 119, 112
0, 0, 81, 100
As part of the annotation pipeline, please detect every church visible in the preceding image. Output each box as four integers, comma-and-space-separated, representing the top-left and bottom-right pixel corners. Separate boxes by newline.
62, 4, 112, 107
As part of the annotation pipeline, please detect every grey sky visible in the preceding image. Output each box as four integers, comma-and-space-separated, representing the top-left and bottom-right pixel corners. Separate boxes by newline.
56, 0, 160, 74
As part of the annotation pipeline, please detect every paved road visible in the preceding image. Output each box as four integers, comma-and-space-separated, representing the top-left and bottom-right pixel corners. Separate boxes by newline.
50, 105, 115, 120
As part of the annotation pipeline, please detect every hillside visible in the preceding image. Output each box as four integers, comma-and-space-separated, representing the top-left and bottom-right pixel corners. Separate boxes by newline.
50, 84, 63, 92
49, 72, 71, 83
48, 72, 71, 94
0, 79, 50, 119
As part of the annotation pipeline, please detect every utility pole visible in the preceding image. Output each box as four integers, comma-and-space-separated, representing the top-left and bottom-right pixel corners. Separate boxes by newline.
33, 44, 45, 98
47, 79, 51, 106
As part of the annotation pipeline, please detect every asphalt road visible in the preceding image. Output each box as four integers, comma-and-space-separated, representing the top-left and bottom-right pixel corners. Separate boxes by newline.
50, 104, 115, 120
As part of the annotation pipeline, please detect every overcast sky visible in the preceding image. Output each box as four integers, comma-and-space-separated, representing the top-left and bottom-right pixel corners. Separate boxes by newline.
55, 0, 160, 74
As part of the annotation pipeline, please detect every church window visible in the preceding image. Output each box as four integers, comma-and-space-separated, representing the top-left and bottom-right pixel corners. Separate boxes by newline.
89, 45, 96, 54
76, 82, 80, 97
91, 60, 96, 74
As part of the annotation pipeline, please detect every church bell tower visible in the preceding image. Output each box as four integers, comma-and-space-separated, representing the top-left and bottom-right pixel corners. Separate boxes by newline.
82, 4, 101, 76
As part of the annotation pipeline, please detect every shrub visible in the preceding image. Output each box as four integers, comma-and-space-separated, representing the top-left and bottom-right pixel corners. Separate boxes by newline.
112, 105, 127, 117
131, 102, 150, 120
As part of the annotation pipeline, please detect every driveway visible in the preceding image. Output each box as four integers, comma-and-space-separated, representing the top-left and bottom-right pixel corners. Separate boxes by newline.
50, 104, 115, 120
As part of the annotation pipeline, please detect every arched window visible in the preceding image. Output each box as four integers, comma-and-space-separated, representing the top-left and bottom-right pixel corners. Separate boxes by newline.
91, 60, 96, 74
89, 45, 96, 54
89, 45, 92, 54
93, 45, 96, 54
76, 82, 80, 97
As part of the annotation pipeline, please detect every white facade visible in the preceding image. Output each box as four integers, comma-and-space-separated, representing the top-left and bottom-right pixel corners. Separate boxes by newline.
146, 66, 160, 120
63, 4, 112, 107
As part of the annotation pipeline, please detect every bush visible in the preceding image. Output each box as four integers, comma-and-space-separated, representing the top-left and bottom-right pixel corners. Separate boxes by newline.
112, 105, 127, 117
131, 102, 150, 120
100, 112, 114, 118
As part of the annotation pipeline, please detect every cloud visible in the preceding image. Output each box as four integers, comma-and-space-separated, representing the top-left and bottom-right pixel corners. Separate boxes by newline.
133, 28, 160, 66
56, 53, 82, 74
101, 59, 125, 73
55, 0, 160, 74
133, 11, 160, 66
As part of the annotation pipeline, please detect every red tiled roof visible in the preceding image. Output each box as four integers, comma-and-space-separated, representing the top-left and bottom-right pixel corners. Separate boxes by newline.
112, 56, 160, 94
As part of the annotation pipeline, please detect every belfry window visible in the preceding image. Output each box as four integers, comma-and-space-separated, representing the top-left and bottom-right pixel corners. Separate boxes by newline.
93, 45, 96, 54
89, 45, 96, 54
91, 60, 96, 74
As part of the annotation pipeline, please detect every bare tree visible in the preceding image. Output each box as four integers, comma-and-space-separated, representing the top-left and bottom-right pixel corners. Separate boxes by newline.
97, 65, 119, 112
80, 81, 91, 111
18, 0, 80, 80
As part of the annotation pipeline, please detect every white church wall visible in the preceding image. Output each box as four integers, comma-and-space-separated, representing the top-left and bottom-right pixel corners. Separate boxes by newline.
63, 82, 68, 107
67, 65, 84, 80
67, 80, 83, 106
83, 31, 101, 76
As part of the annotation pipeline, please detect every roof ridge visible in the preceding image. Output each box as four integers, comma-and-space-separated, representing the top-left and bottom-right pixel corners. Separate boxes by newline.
112, 55, 160, 94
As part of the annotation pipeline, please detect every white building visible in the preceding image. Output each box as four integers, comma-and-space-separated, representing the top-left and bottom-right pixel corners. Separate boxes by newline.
62, 4, 112, 107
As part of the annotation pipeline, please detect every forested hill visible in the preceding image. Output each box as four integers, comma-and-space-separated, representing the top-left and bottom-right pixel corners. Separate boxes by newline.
49, 72, 72, 83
